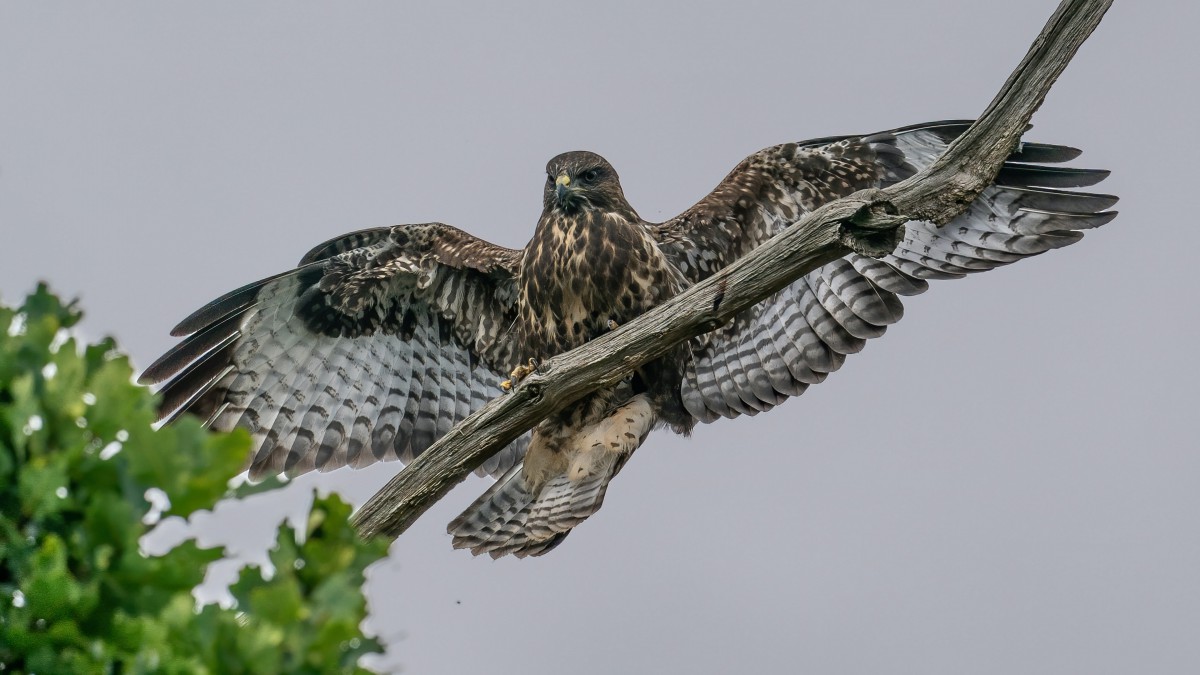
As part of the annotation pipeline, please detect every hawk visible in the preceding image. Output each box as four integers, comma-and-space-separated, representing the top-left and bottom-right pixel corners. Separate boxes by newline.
142, 120, 1115, 558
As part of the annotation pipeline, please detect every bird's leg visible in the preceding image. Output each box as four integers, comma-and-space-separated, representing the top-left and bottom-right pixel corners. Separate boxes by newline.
501, 357, 538, 391
605, 318, 620, 331
567, 394, 655, 481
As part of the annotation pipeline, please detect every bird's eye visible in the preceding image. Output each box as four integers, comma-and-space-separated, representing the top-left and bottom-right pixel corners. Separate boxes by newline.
582, 169, 601, 183
547, 173, 555, 184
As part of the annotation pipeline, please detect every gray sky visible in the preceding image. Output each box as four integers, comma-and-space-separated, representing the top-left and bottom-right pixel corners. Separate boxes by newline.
2, 2, 1197, 673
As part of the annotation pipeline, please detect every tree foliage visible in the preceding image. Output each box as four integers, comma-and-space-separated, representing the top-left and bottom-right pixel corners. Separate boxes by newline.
0, 285, 389, 674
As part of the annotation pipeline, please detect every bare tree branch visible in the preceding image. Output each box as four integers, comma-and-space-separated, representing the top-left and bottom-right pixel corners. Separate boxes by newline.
353, 0, 1114, 539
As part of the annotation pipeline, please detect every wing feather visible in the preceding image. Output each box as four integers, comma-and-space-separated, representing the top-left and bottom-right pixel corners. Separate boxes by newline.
143, 222, 529, 479
664, 121, 1116, 423
804, 273, 867, 354
368, 334, 413, 466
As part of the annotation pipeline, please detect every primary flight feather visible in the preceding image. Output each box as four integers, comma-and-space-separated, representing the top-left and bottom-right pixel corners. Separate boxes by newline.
142, 120, 1116, 558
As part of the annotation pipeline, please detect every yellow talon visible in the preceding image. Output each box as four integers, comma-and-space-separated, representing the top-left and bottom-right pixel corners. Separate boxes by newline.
510, 358, 536, 379
502, 358, 538, 392
606, 319, 620, 331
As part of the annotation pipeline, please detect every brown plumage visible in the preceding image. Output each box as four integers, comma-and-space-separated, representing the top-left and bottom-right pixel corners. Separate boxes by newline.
142, 120, 1116, 557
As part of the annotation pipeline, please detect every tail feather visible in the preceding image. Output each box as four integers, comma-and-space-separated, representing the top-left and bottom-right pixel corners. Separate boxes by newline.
447, 451, 626, 558
526, 448, 628, 540
448, 394, 655, 558
447, 464, 537, 555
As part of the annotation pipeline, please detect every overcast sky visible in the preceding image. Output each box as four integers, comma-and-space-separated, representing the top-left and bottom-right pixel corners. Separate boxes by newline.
2, 2, 1197, 673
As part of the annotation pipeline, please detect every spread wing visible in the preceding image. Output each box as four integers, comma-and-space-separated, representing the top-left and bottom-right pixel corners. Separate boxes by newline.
140, 222, 529, 478
652, 121, 1117, 422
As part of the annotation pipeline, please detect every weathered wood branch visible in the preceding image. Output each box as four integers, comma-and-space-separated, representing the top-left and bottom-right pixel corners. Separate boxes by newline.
353, 0, 1113, 539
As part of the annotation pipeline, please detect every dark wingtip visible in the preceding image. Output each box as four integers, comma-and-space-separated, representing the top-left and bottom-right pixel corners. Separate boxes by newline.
997, 164, 1111, 189
168, 321, 200, 337
154, 343, 236, 422
141, 322, 240, 385
891, 119, 975, 135
1011, 142, 1083, 163
171, 295, 244, 337
1005, 186, 1120, 214
1084, 193, 1120, 210
170, 285, 257, 336
139, 359, 168, 385
173, 231, 363, 338
168, 268, 304, 336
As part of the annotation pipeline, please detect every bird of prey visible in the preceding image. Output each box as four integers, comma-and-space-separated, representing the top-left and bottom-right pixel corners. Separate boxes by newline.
142, 120, 1115, 558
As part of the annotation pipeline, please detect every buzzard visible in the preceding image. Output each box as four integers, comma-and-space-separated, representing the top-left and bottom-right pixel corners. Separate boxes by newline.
142, 121, 1115, 558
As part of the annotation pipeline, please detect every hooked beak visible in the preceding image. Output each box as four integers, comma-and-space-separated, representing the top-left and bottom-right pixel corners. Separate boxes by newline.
555, 173, 574, 207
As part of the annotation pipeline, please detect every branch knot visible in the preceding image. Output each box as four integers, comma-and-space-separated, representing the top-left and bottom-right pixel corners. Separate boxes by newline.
839, 196, 908, 258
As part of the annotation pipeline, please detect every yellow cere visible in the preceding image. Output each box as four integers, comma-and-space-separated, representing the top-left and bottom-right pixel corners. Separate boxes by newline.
556, 174, 571, 187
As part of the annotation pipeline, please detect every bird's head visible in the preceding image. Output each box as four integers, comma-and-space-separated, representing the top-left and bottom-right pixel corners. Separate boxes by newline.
542, 151, 631, 216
